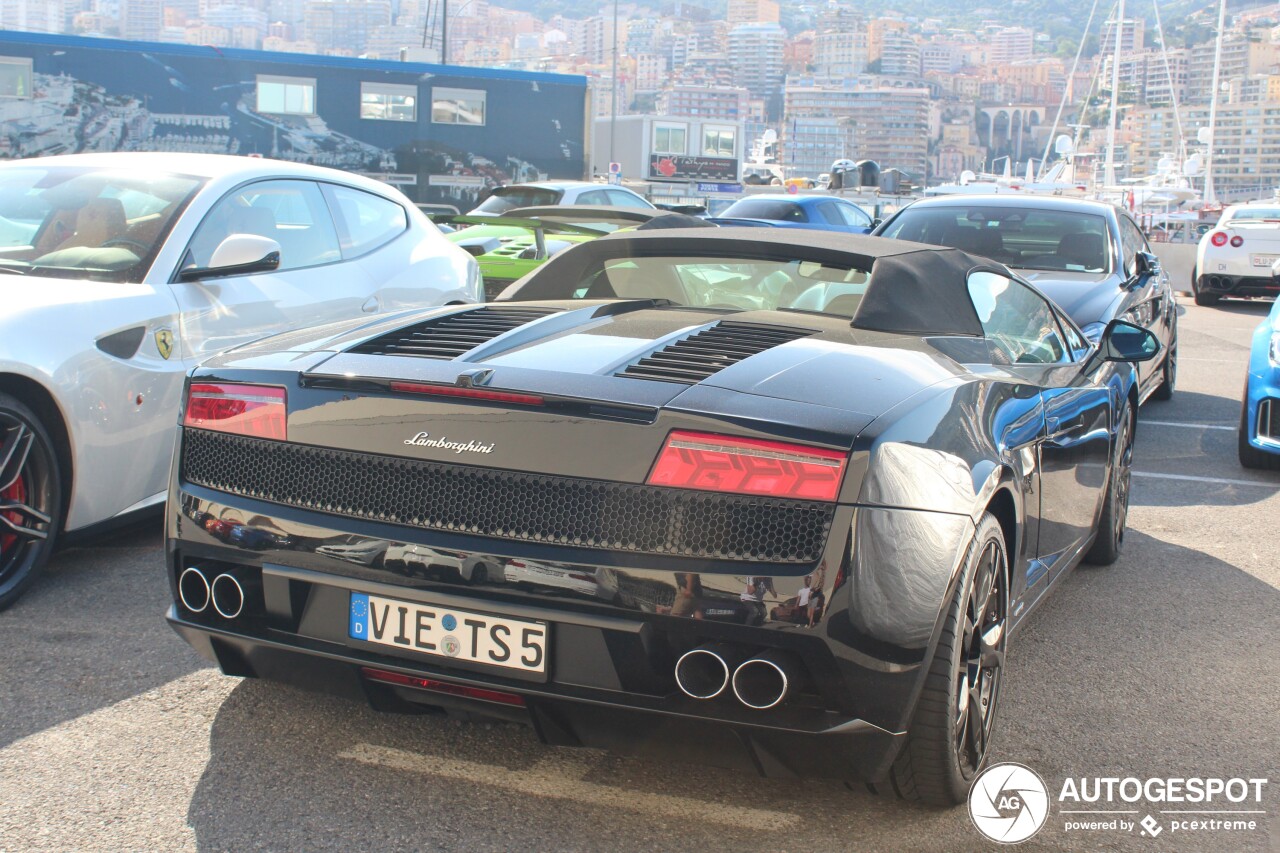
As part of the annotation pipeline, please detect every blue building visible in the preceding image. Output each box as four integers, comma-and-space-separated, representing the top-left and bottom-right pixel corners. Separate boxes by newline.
0, 30, 588, 206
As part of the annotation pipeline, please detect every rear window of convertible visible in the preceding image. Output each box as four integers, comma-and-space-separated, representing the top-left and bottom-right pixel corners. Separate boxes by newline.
566, 256, 873, 317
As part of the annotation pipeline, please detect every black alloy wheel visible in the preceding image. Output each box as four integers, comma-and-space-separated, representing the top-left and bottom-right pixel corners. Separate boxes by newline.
0, 393, 61, 611
1192, 270, 1220, 306
1153, 342, 1177, 401
1085, 406, 1135, 565
1239, 397, 1280, 470
877, 513, 1009, 806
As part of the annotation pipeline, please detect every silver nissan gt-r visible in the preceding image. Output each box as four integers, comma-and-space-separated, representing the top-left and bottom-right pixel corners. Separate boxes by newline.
0, 152, 479, 609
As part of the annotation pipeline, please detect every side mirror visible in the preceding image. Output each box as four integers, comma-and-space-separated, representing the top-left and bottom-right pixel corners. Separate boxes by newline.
1098, 318, 1161, 363
179, 234, 281, 281
1271, 257, 1280, 281
871, 218, 883, 229
1135, 251, 1161, 278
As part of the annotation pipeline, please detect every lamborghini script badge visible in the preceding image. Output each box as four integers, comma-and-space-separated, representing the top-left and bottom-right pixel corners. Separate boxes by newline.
155, 329, 174, 360
404, 432, 494, 454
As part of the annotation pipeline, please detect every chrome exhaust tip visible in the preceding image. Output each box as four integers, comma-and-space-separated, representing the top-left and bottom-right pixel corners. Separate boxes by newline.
732, 650, 804, 710
675, 644, 745, 700
210, 573, 245, 619
178, 567, 210, 613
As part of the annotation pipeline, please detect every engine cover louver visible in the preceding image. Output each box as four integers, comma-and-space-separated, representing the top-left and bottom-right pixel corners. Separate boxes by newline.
616, 321, 816, 384
349, 305, 562, 360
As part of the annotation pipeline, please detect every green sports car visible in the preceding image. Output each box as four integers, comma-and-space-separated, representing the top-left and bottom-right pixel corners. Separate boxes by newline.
441, 206, 671, 300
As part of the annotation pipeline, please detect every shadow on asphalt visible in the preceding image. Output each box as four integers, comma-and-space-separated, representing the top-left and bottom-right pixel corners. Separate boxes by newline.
184, 530, 1277, 853
0, 514, 208, 750
1199, 300, 1273, 319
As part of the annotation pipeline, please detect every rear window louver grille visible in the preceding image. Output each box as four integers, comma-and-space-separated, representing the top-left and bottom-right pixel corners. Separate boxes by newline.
616, 321, 815, 384
348, 305, 561, 360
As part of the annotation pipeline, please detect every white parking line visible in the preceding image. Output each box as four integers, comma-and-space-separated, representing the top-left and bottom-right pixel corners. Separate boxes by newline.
339, 742, 799, 830
1141, 420, 1236, 431
1133, 471, 1280, 489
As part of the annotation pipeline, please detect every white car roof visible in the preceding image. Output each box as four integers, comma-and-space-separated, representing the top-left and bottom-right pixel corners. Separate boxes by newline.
0, 152, 405, 199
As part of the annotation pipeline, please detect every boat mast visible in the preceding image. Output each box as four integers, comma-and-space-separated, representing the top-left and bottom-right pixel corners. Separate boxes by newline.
1104, 0, 1124, 187
1203, 0, 1227, 204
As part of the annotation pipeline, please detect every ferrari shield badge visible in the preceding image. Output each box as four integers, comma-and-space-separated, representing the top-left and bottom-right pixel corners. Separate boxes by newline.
155, 329, 174, 360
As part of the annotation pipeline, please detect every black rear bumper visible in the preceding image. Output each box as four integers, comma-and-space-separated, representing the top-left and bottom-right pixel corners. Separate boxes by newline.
169, 606, 903, 782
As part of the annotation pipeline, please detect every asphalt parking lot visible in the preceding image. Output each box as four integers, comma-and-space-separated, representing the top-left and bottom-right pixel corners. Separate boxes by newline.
0, 296, 1277, 853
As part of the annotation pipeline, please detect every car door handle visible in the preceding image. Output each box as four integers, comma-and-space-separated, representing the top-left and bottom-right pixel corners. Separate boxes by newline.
361, 296, 379, 313
1045, 417, 1085, 445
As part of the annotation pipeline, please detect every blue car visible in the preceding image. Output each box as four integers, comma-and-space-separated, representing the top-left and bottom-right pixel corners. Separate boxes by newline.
1240, 297, 1280, 469
710, 194, 873, 233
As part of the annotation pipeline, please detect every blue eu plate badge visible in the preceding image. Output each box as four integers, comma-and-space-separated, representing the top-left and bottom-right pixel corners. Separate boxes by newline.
349, 593, 370, 639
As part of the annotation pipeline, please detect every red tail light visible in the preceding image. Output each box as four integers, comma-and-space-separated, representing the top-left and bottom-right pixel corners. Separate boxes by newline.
389, 381, 544, 407
183, 383, 287, 440
1211, 232, 1228, 247
647, 430, 847, 502
1230, 235, 1244, 248
361, 667, 526, 707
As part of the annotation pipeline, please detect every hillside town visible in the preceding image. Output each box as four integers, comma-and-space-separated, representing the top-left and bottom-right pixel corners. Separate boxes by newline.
4, 0, 1280, 199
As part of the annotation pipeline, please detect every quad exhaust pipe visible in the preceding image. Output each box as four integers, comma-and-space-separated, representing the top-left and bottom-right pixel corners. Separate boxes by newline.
732, 649, 806, 710
674, 644, 746, 700
179, 566, 256, 619
675, 645, 806, 710
178, 567, 210, 613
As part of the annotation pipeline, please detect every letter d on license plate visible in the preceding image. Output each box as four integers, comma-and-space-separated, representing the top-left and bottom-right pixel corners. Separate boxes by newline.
349, 592, 547, 674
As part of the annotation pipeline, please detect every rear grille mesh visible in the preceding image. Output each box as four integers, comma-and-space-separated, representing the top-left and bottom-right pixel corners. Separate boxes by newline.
348, 305, 561, 360
181, 430, 833, 564
616, 321, 815, 384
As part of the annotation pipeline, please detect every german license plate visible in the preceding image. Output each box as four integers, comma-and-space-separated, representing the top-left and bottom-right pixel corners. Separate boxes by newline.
1251, 255, 1279, 267
348, 592, 547, 674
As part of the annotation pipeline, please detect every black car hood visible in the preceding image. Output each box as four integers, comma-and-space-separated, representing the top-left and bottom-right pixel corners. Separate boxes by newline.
1017, 270, 1125, 327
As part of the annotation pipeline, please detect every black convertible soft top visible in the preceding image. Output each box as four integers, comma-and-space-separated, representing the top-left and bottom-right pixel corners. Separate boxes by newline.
505, 227, 1002, 337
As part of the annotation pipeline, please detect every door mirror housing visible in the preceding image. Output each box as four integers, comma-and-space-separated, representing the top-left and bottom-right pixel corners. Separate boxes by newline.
179, 234, 281, 281
1135, 251, 1161, 278
1098, 318, 1161, 363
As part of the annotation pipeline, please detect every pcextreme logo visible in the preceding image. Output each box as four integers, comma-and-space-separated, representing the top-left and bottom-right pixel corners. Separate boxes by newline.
968, 764, 1270, 844
969, 763, 1051, 844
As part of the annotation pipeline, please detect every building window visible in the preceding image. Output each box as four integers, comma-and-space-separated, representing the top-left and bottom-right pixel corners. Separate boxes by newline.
653, 123, 687, 154
702, 127, 736, 157
256, 75, 315, 115
0, 57, 32, 99
360, 82, 417, 122
432, 87, 485, 125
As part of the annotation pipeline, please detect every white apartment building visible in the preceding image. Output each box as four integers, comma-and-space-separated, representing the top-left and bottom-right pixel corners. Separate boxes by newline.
728, 21, 785, 100
989, 27, 1033, 65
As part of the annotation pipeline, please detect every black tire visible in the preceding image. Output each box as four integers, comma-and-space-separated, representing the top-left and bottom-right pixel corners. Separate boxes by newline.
1152, 343, 1176, 401
1085, 404, 1134, 565
1238, 397, 1280, 470
878, 513, 1009, 806
0, 393, 62, 611
1192, 272, 1220, 306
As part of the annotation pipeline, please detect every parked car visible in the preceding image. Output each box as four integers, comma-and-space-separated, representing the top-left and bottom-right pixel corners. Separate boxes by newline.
442, 206, 671, 300
711, 194, 874, 233
1239, 281, 1280, 469
165, 228, 1159, 805
874, 194, 1178, 402
1193, 202, 1280, 305
468, 181, 654, 215
0, 152, 478, 610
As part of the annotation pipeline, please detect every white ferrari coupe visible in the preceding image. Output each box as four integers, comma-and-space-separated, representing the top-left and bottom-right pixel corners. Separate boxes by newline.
0, 153, 479, 609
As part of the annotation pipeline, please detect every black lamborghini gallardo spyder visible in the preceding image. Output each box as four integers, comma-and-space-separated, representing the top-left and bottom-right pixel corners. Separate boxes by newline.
165, 229, 1159, 805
